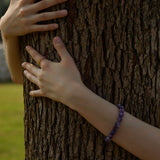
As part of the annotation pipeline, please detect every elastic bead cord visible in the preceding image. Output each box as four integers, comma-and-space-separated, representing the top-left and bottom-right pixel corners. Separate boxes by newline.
104, 104, 124, 143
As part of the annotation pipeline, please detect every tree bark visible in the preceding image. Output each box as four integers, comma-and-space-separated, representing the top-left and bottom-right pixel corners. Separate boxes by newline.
20, 0, 160, 159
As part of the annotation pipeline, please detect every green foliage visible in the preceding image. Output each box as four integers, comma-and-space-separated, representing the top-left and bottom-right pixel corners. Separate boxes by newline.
0, 83, 24, 160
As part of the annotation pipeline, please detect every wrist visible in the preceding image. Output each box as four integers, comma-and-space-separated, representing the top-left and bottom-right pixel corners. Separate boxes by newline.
0, 17, 16, 40
0, 17, 7, 38
66, 83, 92, 112
1, 31, 18, 43
1, 31, 17, 40
64, 82, 90, 111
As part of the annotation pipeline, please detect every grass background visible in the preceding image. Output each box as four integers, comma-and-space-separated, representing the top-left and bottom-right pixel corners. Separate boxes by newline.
0, 83, 24, 160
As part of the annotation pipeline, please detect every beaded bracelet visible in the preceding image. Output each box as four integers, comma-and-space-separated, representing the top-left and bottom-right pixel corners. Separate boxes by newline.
104, 104, 124, 143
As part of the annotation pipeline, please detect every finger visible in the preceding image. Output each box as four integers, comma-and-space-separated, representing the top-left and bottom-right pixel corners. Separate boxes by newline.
25, 46, 51, 66
28, 10, 68, 24
23, 70, 39, 86
27, 0, 68, 13
22, 62, 40, 76
29, 23, 58, 32
29, 89, 42, 97
53, 36, 72, 63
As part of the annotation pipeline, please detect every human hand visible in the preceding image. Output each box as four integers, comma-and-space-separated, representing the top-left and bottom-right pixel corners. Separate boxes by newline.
21, 36, 85, 109
0, 0, 68, 38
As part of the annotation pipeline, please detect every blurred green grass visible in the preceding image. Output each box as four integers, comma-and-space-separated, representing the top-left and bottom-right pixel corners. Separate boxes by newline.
0, 82, 24, 160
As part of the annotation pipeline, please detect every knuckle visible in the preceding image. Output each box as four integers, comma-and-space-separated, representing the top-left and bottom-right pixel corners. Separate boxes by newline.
30, 64, 34, 71
27, 73, 31, 79
27, 64, 32, 70
32, 54, 36, 60
18, 0, 25, 7
18, 8, 26, 16
38, 81, 43, 88
41, 1, 49, 8
41, 89, 46, 95
30, 53, 36, 60
41, 13, 48, 20
38, 72, 44, 81
41, 60, 49, 70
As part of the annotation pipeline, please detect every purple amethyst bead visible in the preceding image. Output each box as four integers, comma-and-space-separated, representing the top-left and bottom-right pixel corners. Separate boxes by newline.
105, 136, 110, 142
117, 117, 121, 121
115, 122, 120, 127
119, 112, 124, 117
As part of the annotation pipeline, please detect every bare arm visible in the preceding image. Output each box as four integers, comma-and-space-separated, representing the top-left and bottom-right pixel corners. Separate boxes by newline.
20, 36, 160, 160
68, 84, 160, 160
0, 0, 68, 83
1, 35, 22, 83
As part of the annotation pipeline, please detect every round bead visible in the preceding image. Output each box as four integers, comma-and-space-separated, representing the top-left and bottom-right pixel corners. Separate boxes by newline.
117, 104, 121, 108
120, 112, 123, 116
117, 117, 121, 121
120, 107, 124, 111
116, 122, 120, 127
113, 126, 118, 131
109, 133, 112, 138
111, 130, 115, 135
119, 118, 123, 122
105, 137, 110, 142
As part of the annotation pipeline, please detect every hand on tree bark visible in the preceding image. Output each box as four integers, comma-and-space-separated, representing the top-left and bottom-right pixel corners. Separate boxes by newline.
0, 0, 68, 38
21, 36, 85, 109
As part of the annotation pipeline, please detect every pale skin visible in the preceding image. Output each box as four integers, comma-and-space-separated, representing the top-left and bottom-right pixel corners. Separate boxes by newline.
0, 0, 68, 83
0, 1, 160, 160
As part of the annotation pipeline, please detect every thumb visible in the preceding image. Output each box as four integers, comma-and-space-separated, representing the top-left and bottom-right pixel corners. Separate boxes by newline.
53, 36, 73, 63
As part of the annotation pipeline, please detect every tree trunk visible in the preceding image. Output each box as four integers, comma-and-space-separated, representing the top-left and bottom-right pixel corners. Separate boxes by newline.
20, 0, 160, 159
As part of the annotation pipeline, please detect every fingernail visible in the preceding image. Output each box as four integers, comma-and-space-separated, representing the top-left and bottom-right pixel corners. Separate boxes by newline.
61, 10, 68, 15
26, 46, 30, 50
53, 24, 58, 28
55, 37, 61, 44
22, 62, 25, 67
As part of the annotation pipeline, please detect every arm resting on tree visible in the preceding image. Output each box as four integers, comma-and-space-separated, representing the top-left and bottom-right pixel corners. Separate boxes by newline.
2, 35, 23, 84
68, 84, 160, 160
21, 36, 160, 160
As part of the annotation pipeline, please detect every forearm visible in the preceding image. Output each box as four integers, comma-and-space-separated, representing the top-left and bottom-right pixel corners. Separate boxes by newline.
68, 84, 160, 160
2, 34, 23, 84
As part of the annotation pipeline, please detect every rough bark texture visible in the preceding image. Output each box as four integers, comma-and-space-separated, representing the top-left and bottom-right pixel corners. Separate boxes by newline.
20, 0, 160, 159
